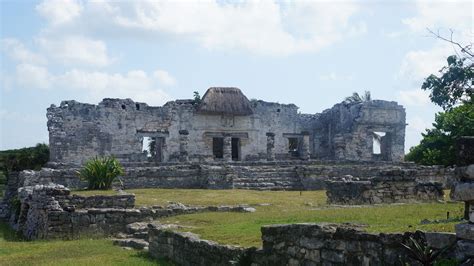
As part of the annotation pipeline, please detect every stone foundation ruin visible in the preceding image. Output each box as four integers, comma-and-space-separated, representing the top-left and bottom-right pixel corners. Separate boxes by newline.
326, 169, 444, 205
1, 88, 472, 265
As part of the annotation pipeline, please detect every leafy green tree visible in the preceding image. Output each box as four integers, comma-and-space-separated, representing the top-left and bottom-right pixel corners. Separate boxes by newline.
423, 29, 473, 111
0, 143, 49, 174
422, 55, 473, 110
406, 101, 474, 166
406, 31, 473, 166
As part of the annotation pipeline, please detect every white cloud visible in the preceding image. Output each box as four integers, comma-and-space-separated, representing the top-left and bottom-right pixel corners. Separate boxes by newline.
12, 64, 171, 105
37, 36, 112, 67
1, 38, 47, 65
15, 64, 53, 89
403, 0, 472, 32
36, 0, 83, 26
399, 43, 453, 81
319, 72, 354, 81
407, 116, 432, 133
397, 89, 431, 107
399, 1, 472, 82
153, 69, 176, 86
34, 0, 366, 56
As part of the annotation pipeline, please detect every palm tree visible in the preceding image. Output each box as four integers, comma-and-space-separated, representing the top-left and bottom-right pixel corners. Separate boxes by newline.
344, 91, 371, 104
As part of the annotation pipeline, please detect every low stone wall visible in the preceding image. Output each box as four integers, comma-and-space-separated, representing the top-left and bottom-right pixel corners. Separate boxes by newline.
65, 194, 135, 209
14, 161, 455, 191
326, 169, 444, 205
4, 183, 255, 240
148, 222, 473, 266
149, 225, 247, 266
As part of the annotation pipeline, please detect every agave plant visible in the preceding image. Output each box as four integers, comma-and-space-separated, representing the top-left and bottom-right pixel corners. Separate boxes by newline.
401, 236, 451, 266
77, 156, 124, 190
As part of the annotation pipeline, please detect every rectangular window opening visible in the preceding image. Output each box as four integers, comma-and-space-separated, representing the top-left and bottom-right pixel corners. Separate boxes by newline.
372, 131, 386, 155
142, 136, 156, 158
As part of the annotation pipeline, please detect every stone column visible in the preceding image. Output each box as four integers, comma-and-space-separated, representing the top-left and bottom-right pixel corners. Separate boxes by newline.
223, 134, 232, 162
300, 131, 310, 160
266, 132, 275, 161
178, 130, 189, 162
333, 134, 345, 160
452, 166, 474, 242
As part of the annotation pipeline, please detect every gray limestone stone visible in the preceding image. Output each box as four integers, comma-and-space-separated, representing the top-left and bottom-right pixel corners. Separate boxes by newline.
456, 223, 474, 241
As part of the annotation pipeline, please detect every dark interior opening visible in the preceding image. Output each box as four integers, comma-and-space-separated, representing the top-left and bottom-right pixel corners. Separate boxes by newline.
213, 137, 224, 159
288, 137, 299, 157
121, 104, 126, 110
135, 103, 140, 110
232, 138, 240, 161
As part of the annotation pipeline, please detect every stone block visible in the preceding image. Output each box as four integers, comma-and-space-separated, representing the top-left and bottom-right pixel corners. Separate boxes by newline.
304, 250, 321, 262
451, 183, 474, 201
321, 249, 345, 263
425, 232, 457, 249
455, 223, 474, 240
460, 165, 474, 180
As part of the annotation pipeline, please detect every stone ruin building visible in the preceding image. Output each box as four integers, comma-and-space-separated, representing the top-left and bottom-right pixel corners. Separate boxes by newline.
47, 87, 406, 165
2, 88, 473, 265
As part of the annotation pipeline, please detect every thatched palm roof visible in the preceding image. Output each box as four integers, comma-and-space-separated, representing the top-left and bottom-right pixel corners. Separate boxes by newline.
197, 87, 253, 116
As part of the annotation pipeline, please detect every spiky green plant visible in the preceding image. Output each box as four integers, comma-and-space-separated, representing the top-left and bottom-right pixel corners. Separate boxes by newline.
77, 156, 124, 190
401, 236, 452, 266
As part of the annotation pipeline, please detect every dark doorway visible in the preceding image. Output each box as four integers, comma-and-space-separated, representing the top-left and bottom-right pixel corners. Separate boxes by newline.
213, 137, 224, 159
231, 138, 240, 161
288, 137, 299, 157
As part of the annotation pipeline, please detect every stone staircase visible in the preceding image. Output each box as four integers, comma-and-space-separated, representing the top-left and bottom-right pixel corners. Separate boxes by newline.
112, 222, 184, 251
112, 222, 150, 250
232, 166, 302, 190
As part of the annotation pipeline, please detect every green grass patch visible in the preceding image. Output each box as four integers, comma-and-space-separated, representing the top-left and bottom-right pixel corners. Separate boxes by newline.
0, 222, 172, 266
76, 189, 464, 247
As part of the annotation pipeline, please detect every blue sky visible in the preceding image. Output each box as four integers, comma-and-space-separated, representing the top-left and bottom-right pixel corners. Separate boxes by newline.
0, 0, 472, 151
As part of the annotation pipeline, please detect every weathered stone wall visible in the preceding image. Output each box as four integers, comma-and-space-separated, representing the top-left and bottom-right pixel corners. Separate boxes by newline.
314, 100, 406, 162
11, 162, 455, 192
149, 223, 472, 266
149, 225, 247, 266
47, 98, 316, 165
326, 169, 444, 205
47, 90, 405, 165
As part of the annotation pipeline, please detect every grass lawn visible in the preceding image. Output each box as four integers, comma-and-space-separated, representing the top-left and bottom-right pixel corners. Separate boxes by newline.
77, 189, 464, 247
0, 222, 172, 266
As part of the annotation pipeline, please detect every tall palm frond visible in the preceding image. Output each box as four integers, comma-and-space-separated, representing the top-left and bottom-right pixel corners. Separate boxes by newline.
344, 91, 372, 105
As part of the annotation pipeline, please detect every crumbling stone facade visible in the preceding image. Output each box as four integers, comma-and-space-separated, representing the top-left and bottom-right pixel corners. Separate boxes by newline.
326, 169, 444, 205
47, 87, 406, 165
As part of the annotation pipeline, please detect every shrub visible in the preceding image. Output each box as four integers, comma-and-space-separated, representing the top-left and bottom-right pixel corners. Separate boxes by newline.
77, 156, 124, 190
